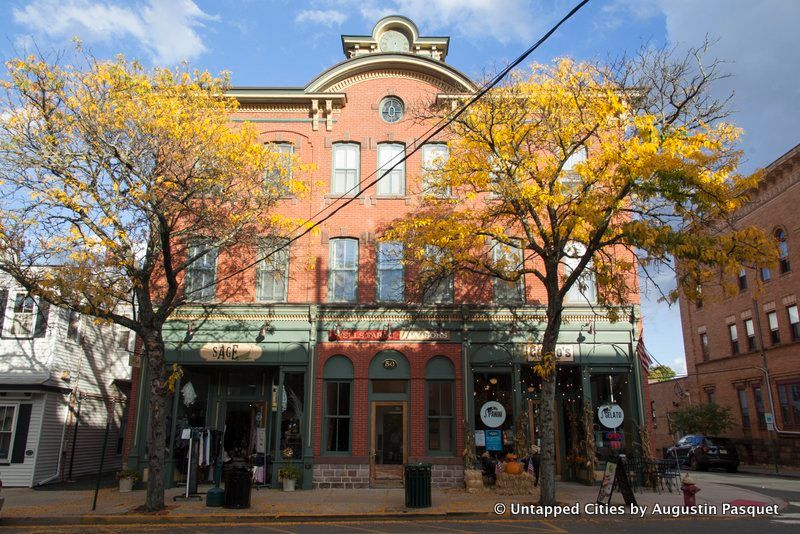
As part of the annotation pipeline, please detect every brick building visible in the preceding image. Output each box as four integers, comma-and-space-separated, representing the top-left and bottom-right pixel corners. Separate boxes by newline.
126, 16, 648, 490
677, 143, 800, 465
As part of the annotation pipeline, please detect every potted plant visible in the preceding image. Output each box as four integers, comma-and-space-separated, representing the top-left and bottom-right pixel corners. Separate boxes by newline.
116, 469, 140, 493
279, 447, 301, 491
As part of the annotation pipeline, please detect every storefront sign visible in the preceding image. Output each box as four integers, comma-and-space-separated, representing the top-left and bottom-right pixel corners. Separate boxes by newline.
523, 344, 575, 362
597, 403, 624, 428
485, 429, 503, 451
199, 342, 262, 362
328, 329, 450, 341
383, 358, 397, 369
479, 401, 507, 428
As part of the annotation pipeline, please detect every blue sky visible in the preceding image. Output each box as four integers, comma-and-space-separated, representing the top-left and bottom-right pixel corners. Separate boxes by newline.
2, 0, 799, 375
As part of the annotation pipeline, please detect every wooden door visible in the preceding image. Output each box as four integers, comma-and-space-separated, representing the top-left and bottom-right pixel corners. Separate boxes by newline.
369, 401, 407, 485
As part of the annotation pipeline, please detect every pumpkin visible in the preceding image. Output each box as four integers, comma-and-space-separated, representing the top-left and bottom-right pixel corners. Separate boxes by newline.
505, 460, 524, 475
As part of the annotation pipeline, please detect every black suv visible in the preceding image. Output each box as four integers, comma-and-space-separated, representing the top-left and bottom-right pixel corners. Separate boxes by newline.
666, 434, 740, 473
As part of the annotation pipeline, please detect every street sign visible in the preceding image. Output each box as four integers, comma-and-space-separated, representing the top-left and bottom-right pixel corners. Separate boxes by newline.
765, 412, 775, 431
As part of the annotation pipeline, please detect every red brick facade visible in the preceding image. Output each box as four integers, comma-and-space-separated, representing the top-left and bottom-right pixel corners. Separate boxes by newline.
676, 143, 800, 465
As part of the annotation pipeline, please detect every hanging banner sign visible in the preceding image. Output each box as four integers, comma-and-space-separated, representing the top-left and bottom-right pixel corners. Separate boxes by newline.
199, 343, 262, 362
479, 401, 507, 428
328, 329, 450, 341
597, 403, 624, 429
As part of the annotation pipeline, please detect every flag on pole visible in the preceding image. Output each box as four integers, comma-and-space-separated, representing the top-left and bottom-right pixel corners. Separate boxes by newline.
636, 334, 652, 372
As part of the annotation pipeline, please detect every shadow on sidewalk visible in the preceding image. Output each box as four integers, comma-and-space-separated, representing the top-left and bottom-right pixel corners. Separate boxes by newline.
32, 473, 117, 492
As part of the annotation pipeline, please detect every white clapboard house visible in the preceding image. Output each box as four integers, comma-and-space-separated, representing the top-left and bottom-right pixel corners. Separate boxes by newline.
0, 273, 132, 486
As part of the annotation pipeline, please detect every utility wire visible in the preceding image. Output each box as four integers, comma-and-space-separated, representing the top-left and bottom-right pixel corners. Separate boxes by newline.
188, 0, 592, 299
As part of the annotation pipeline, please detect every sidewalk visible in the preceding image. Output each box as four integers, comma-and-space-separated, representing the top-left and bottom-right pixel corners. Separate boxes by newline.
738, 464, 800, 478
0, 478, 788, 526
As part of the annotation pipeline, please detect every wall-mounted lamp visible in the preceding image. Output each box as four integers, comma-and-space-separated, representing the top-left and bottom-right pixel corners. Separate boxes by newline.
185, 321, 196, 339
334, 322, 342, 337
385, 322, 393, 336
581, 321, 595, 335
436, 320, 445, 333
258, 320, 273, 338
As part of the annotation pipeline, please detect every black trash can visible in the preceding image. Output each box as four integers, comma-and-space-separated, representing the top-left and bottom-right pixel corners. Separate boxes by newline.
224, 465, 252, 509
404, 462, 432, 508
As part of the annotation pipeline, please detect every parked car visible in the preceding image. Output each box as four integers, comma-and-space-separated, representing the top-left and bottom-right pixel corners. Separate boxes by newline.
666, 434, 739, 472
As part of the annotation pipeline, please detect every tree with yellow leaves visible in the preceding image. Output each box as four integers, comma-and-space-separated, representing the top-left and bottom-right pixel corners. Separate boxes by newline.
0, 52, 306, 510
386, 51, 777, 505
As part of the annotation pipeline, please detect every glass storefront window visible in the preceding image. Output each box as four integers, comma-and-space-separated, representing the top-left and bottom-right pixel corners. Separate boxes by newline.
227, 371, 260, 397
590, 372, 633, 462
280, 372, 305, 460
473, 371, 514, 457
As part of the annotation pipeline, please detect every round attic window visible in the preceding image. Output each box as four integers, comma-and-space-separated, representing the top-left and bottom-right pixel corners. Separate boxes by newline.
380, 96, 404, 123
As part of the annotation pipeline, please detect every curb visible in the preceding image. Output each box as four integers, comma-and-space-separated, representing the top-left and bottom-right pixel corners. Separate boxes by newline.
0, 511, 482, 527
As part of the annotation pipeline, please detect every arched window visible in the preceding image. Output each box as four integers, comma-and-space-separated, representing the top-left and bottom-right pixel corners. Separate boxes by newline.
564, 242, 596, 304
426, 357, 455, 455
323, 355, 353, 453
776, 228, 790, 274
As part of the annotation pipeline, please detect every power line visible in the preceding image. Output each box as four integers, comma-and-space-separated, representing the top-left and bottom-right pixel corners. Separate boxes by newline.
195, 0, 593, 298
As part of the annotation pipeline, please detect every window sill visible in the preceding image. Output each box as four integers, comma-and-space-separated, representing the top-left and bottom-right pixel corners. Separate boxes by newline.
374, 195, 407, 200
325, 193, 359, 199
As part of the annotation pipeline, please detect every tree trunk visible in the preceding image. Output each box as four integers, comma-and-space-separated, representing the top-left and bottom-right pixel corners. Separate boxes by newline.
142, 328, 168, 512
538, 295, 564, 506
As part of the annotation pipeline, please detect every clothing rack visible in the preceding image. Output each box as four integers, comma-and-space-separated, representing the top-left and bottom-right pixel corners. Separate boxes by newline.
174, 427, 219, 502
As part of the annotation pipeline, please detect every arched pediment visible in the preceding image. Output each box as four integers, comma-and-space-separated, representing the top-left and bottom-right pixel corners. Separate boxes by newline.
305, 54, 477, 94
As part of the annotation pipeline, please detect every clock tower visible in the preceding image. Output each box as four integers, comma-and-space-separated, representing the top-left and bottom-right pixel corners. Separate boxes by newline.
340, 15, 450, 62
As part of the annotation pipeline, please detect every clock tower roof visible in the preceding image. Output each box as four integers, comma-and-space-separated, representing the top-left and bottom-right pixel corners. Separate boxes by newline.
341, 15, 450, 62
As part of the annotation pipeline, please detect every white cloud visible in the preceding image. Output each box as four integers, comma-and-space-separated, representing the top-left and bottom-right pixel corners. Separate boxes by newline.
12, 0, 217, 65
609, 0, 800, 169
295, 9, 348, 27
335, 0, 543, 44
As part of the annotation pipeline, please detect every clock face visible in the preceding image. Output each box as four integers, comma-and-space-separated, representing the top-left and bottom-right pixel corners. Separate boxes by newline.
379, 30, 410, 52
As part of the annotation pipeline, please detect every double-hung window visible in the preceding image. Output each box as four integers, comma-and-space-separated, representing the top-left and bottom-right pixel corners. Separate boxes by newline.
325, 381, 351, 452
699, 332, 709, 361
492, 240, 524, 304
776, 229, 790, 274
265, 142, 293, 196
729, 323, 739, 355
256, 237, 289, 302
11, 295, 36, 336
767, 311, 780, 345
422, 246, 454, 304
560, 148, 587, 193
744, 318, 756, 351
329, 238, 358, 303
422, 144, 450, 197
185, 240, 217, 302
738, 269, 748, 292
332, 143, 360, 195
777, 381, 800, 428
66, 310, 81, 342
737, 389, 751, 430
753, 386, 767, 429
564, 242, 597, 304
0, 404, 17, 462
377, 242, 404, 302
377, 143, 405, 196
788, 305, 800, 341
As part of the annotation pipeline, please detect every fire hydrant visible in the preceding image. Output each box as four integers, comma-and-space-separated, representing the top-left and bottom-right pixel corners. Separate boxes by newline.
681, 475, 700, 506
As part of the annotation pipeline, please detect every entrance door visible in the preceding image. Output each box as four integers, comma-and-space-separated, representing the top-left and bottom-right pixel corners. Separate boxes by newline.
370, 402, 407, 485
223, 401, 267, 460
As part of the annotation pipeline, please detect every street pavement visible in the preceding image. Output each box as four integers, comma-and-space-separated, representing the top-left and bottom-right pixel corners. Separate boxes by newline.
0, 468, 794, 532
